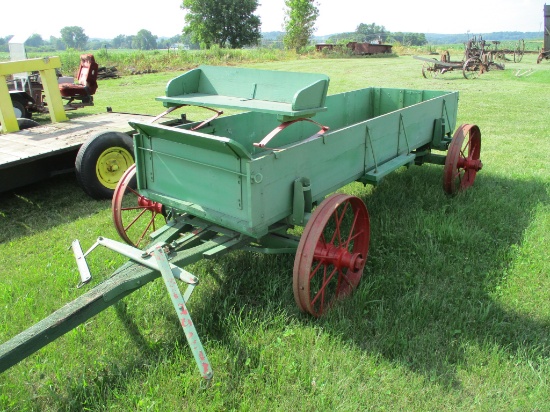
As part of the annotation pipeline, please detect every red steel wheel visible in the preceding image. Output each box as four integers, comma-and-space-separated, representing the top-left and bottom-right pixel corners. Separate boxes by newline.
112, 164, 165, 247
443, 124, 483, 195
293, 194, 370, 317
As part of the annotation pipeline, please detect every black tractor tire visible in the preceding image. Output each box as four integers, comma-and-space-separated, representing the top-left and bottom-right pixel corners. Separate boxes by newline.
75, 131, 135, 199
16, 118, 40, 130
12, 99, 31, 119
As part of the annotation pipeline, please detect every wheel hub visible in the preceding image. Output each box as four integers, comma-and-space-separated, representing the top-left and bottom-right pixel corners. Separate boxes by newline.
106, 161, 120, 172
457, 157, 483, 172
315, 242, 365, 272
137, 195, 164, 214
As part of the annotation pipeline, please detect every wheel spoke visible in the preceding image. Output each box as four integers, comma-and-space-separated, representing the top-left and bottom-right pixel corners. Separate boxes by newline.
127, 186, 140, 197
320, 232, 328, 248
345, 212, 360, 249
345, 229, 364, 251
135, 212, 157, 247
311, 266, 338, 307
121, 205, 151, 212
309, 259, 324, 281
123, 208, 148, 232
331, 201, 349, 245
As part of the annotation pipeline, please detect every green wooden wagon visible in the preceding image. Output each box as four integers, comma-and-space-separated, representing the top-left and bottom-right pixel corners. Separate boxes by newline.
0, 65, 483, 380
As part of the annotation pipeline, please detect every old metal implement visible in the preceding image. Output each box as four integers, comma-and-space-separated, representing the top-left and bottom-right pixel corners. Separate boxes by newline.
537, 4, 550, 63
413, 35, 517, 80
0, 65, 483, 379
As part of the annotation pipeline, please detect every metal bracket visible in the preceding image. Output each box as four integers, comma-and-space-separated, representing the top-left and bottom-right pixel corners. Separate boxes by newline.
253, 118, 329, 149
431, 117, 450, 151
288, 177, 312, 225
71, 236, 212, 379
71, 240, 92, 288
74, 236, 199, 286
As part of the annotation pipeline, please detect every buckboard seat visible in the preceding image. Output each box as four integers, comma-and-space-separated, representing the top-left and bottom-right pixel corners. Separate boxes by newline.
156, 65, 330, 119
59, 54, 98, 104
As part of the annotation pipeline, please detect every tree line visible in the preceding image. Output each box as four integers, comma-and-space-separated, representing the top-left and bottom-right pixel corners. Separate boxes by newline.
0, 29, 185, 53
0, 0, 432, 53
326, 23, 428, 46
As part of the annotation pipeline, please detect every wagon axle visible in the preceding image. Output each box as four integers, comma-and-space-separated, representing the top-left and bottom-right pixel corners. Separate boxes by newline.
457, 156, 483, 172
315, 243, 366, 273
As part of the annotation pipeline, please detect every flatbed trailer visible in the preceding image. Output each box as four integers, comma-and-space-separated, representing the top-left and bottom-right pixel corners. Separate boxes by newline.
0, 112, 179, 196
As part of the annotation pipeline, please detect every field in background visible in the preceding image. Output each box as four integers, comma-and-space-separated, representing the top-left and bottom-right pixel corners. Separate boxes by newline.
0, 53, 548, 411
0, 37, 542, 76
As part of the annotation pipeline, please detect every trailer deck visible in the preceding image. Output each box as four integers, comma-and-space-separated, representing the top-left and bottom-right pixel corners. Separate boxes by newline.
0, 112, 174, 193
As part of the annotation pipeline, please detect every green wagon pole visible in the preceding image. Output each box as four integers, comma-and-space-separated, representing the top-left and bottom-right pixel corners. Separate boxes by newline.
0, 220, 233, 375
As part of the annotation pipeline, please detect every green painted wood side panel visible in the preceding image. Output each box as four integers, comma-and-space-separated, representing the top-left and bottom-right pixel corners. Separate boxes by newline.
133, 87, 458, 238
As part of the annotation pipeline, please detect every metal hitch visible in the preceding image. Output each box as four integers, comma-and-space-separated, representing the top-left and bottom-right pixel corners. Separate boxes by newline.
72, 236, 212, 380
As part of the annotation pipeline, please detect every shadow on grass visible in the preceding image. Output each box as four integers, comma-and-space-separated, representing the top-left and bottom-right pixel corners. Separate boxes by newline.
331, 165, 550, 388
197, 165, 549, 389
23, 164, 549, 409
0, 173, 110, 244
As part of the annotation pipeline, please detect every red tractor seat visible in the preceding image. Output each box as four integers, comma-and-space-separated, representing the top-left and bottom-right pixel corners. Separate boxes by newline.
59, 54, 99, 99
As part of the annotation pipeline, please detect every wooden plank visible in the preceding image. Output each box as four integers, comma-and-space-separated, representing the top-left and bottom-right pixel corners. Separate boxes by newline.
0, 112, 158, 169
362, 153, 416, 184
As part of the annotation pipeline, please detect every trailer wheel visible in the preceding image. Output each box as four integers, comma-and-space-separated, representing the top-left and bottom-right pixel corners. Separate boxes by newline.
75, 131, 134, 199
293, 194, 370, 317
443, 124, 483, 195
112, 164, 166, 247
12, 99, 31, 119
16, 118, 40, 130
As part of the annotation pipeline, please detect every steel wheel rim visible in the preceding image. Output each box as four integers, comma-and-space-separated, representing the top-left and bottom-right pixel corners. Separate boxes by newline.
463, 58, 481, 79
443, 125, 483, 195
95, 146, 134, 189
422, 62, 437, 79
112, 164, 165, 247
293, 194, 370, 317
514, 40, 524, 62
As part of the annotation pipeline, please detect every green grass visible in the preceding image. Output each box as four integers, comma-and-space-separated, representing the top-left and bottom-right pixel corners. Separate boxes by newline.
1, 48, 312, 77
0, 54, 549, 411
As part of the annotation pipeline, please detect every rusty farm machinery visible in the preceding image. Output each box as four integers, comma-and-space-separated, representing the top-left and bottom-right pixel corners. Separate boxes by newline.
537, 4, 550, 64
414, 36, 525, 79
0, 65, 483, 380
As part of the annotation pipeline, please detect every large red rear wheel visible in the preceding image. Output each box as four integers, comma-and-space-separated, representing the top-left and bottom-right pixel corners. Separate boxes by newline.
443, 124, 483, 195
293, 194, 370, 317
112, 164, 166, 247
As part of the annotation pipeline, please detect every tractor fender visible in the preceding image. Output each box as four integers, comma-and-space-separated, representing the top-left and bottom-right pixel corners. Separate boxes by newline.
9, 92, 35, 119
9, 91, 35, 104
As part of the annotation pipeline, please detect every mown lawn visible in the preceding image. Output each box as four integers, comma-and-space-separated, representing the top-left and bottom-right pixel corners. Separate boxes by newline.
0, 53, 548, 411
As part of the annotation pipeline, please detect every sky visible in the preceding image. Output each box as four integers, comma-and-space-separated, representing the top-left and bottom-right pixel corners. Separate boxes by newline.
0, 0, 545, 40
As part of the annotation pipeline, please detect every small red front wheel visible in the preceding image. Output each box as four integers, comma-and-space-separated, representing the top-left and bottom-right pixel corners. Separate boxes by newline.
293, 194, 370, 317
112, 164, 166, 247
443, 124, 483, 195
